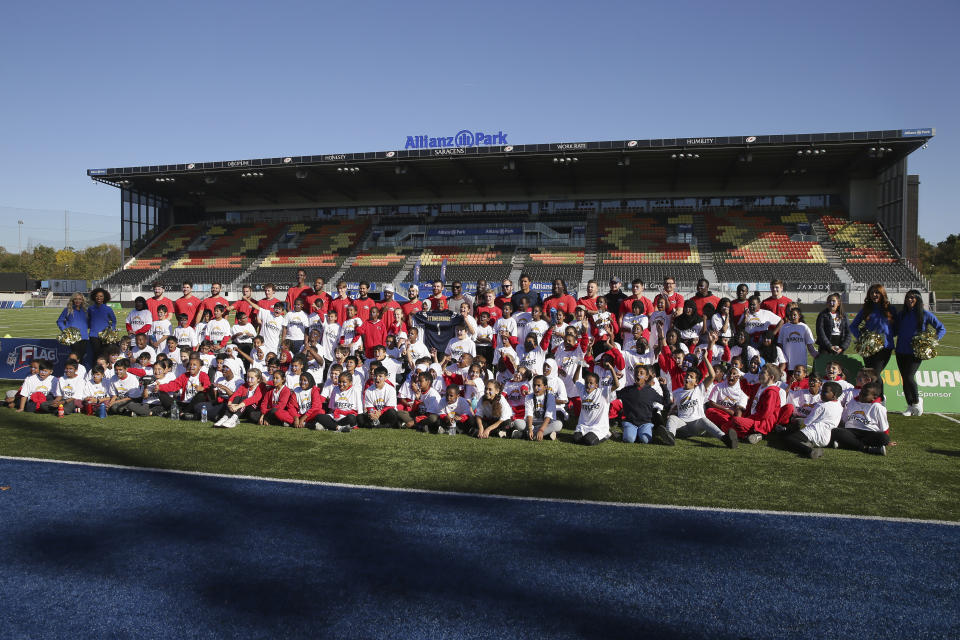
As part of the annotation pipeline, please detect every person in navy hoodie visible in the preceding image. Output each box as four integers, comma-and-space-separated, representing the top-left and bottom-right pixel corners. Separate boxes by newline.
57, 292, 90, 363
895, 289, 946, 417
87, 287, 117, 361
850, 284, 897, 397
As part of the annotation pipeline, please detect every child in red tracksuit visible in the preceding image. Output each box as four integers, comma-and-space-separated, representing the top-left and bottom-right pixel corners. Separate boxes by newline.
259, 370, 297, 426
215, 369, 265, 428
156, 356, 211, 417
720, 363, 783, 443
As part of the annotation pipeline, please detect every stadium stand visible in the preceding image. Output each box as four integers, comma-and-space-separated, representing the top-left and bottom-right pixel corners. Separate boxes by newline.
100, 225, 198, 287
157, 223, 278, 288
822, 216, 924, 286
523, 250, 584, 290
340, 250, 411, 285
245, 219, 370, 287
416, 246, 514, 284
595, 211, 704, 285
710, 209, 838, 284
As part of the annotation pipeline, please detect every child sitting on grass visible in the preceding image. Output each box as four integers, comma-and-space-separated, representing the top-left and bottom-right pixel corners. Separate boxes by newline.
834, 381, 890, 456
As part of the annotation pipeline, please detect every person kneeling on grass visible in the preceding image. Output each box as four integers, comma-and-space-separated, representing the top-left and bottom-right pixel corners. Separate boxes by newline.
105, 359, 143, 415
215, 369, 265, 428
314, 371, 363, 432
572, 371, 611, 446
358, 366, 400, 428
396, 371, 444, 433
658, 352, 738, 449
469, 380, 512, 439
619, 365, 671, 444
513, 375, 563, 441
127, 358, 176, 417
432, 384, 473, 435
156, 356, 211, 420
82, 366, 110, 415
779, 380, 843, 459
832, 381, 890, 456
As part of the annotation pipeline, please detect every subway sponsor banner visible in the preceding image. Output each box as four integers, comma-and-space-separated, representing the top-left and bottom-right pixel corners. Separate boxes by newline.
813, 354, 960, 413
0, 338, 72, 379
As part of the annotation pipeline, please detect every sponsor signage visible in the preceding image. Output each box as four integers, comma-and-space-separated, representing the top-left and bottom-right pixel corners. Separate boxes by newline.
433, 147, 467, 156
792, 283, 843, 291
813, 354, 960, 413
426, 227, 522, 237
324, 154, 346, 161
405, 130, 508, 149
555, 143, 588, 151
685, 138, 716, 145
88, 169, 107, 176
1, 338, 72, 379
226, 160, 250, 167
902, 128, 934, 137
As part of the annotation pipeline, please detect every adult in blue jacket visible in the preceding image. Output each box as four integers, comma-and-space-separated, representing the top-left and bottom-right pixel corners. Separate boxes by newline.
56, 292, 90, 361
850, 284, 897, 397
87, 287, 116, 361
895, 289, 946, 417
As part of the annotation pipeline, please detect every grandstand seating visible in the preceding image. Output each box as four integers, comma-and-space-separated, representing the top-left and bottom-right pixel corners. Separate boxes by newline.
100, 226, 198, 287
157, 223, 278, 289
245, 219, 370, 286
415, 246, 514, 284
822, 216, 924, 287
340, 250, 411, 285
522, 250, 584, 289
596, 211, 704, 284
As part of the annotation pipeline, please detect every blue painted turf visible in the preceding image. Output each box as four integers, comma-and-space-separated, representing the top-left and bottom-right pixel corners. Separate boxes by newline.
0, 458, 958, 640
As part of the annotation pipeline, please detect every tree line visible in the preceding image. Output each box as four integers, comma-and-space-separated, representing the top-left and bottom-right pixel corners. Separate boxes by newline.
0, 244, 122, 282
918, 235, 960, 274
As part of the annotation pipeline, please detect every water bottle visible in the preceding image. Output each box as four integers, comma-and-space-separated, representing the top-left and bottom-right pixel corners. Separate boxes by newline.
97, 403, 107, 419
170, 403, 180, 421
201, 405, 208, 423
57, 404, 64, 418
448, 423, 456, 436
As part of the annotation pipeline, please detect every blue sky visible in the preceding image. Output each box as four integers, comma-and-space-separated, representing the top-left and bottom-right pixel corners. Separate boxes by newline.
1, 0, 957, 250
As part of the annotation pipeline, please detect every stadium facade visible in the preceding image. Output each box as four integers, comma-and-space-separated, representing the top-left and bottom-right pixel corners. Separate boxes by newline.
88, 128, 934, 298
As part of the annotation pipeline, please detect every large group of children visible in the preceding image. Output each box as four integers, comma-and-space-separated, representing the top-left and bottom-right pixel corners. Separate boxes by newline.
26, 270, 945, 460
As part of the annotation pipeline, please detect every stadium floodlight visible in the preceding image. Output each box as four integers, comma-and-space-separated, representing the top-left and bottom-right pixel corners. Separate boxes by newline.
337, 166, 360, 173
241, 172, 264, 178
295, 170, 308, 179
154, 177, 175, 182
204, 176, 217, 184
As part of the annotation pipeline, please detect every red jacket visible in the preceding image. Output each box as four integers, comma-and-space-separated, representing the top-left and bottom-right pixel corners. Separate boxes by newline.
304, 290, 331, 316
195, 295, 230, 324
158, 372, 212, 401
741, 384, 782, 430
228, 383, 265, 408
352, 296, 378, 322
260, 384, 296, 415
293, 386, 324, 421
474, 305, 503, 323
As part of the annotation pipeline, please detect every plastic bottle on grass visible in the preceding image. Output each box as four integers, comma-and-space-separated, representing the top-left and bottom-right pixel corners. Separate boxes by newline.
170, 403, 180, 421
57, 404, 64, 418
201, 405, 208, 423
97, 403, 107, 419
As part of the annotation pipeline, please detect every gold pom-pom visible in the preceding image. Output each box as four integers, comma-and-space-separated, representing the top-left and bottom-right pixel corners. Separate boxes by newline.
855, 330, 886, 358
98, 327, 124, 344
912, 328, 940, 361
57, 327, 83, 345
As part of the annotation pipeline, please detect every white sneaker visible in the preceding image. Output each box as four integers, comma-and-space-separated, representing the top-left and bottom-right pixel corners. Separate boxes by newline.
902, 405, 916, 417
915, 397, 924, 416
213, 415, 228, 427
548, 431, 557, 441
747, 433, 763, 445
223, 415, 239, 429
510, 428, 523, 439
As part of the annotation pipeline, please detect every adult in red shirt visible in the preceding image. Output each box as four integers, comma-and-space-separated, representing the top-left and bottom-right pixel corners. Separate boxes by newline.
542, 278, 578, 322
378, 284, 402, 318
357, 306, 387, 359
173, 282, 201, 326
285, 269, 311, 312
730, 283, 751, 327
303, 277, 331, 316
145, 282, 175, 322
258, 283, 282, 317
577, 280, 601, 314
761, 279, 793, 320
474, 289, 503, 323
494, 279, 513, 310
653, 276, 684, 317
427, 280, 448, 311
617, 278, 654, 319
690, 279, 721, 316
231, 285, 259, 324
329, 281, 353, 325
401, 284, 423, 320
352, 281, 379, 321
194, 282, 230, 325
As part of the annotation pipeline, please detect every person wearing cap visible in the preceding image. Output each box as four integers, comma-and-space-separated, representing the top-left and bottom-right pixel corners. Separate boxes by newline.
379, 283, 402, 319
604, 277, 628, 317
401, 285, 423, 321
510, 273, 541, 312
448, 281, 474, 314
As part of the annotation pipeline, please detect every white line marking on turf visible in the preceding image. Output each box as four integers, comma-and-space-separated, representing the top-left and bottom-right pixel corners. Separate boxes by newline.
1, 454, 958, 527
935, 412, 960, 424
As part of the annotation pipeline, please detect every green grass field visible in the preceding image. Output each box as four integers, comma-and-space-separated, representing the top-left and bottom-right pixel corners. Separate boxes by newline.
931, 272, 960, 301
0, 407, 958, 521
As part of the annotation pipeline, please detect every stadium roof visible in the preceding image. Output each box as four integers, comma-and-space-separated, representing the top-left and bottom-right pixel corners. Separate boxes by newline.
88, 128, 934, 208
